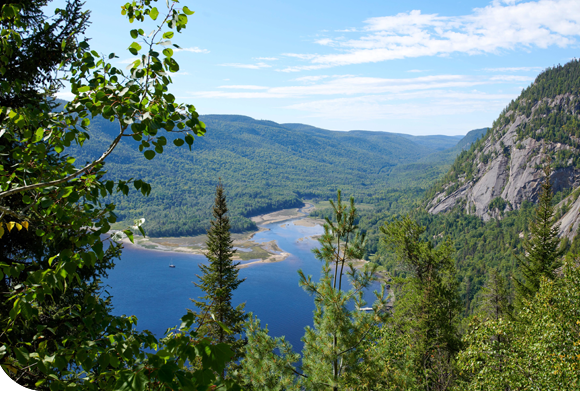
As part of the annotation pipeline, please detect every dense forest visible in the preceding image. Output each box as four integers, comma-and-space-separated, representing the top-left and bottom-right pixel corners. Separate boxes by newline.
70, 112, 470, 236
2, 0, 580, 392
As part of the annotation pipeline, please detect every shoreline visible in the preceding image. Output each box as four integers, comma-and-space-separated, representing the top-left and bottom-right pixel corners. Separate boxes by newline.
113, 203, 325, 267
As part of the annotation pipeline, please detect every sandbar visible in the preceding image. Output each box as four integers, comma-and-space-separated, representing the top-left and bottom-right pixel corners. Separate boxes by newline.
111, 202, 324, 267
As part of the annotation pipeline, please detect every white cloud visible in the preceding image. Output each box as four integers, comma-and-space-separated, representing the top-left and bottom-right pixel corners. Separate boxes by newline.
255, 57, 279, 60
219, 62, 272, 69
483, 66, 544, 71
284, 91, 517, 120
118, 57, 139, 64
283, 0, 580, 71
219, 85, 270, 90
188, 91, 287, 99
282, 53, 318, 60
174, 47, 210, 53
293, 75, 330, 82
189, 74, 533, 99
314, 38, 336, 46
489, 74, 535, 81
56, 92, 75, 101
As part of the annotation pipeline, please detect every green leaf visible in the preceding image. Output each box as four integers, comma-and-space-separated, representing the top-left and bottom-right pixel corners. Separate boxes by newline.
92, 241, 104, 260
123, 229, 134, 243
184, 134, 194, 150
128, 41, 142, 56
162, 31, 174, 39
115, 370, 148, 391
48, 254, 59, 266
78, 86, 91, 92
163, 48, 173, 57
179, 311, 195, 330
130, 29, 139, 39
14, 347, 30, 364
33, 127, 44, 143
60, 186, 74, 198
182, 6, 194, 15
173, 138, 184, 147
149, 7, 159, 20
158, 363, 178, 383
143, 150, 155, 160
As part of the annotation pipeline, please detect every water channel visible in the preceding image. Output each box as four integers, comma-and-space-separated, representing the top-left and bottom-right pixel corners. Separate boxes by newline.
104, 217, 382, 353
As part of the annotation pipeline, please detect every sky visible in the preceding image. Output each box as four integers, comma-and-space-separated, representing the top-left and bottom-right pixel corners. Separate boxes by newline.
55, 0, 580, 136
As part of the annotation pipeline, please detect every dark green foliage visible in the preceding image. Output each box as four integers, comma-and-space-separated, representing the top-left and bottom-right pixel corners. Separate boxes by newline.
0, 0, 89, 108
192, 181, 247, 365
70, 114, 463, 237
478, 268, 513, 321
380, 216, 461, 390
1, 0, 236, 390
240, 192, 389, 391
513, 165, 563, 309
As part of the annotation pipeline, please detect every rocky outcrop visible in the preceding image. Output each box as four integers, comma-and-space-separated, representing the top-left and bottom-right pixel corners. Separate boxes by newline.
428, 94, 580, 223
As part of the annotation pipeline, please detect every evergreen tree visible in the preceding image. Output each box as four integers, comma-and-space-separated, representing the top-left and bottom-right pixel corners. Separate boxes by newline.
513, 163, 563, 309
479, 268, 513, 321
192, 180, 247, 366
239, 191, 389, 391
380, 216, 461, 390
298, 191, 389, 390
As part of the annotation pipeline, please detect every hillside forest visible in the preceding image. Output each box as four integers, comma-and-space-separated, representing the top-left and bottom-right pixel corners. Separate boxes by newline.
1, 0, 580, 391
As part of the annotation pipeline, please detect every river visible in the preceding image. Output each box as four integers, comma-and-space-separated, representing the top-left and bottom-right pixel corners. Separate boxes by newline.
104, 216, 382, 353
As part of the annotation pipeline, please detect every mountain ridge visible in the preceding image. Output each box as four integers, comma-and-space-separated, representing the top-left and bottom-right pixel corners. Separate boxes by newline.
425, 60, 580, 239
70, 113, 466, 237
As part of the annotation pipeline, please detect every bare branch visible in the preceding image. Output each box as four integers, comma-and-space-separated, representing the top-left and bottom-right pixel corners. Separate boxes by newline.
0, 132, 124, 200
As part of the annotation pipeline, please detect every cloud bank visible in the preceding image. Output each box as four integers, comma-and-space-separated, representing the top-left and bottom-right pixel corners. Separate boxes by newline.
281, 0, 580, 72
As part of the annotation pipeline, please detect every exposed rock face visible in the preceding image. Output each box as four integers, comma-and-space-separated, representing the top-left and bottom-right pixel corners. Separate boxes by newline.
428, 94, 580, 224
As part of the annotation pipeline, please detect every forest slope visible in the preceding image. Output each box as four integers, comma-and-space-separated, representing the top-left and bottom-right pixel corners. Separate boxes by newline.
71, 114, 463, 236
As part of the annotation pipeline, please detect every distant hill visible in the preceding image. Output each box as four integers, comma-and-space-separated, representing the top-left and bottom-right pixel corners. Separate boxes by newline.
70, 114, 464, 237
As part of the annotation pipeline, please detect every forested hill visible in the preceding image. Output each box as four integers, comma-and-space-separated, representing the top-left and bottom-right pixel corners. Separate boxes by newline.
426, 59, 580, 228
71, 113, 464, 237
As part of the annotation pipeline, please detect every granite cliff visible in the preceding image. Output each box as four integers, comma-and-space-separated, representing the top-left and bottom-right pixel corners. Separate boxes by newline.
426, 60, 580, 239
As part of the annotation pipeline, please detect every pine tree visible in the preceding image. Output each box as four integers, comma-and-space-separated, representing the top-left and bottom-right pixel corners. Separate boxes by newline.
513, 163, 563, 309
298, 191, 389, 390
480, 268, 512, 321
192, 180, 247, 366
239, 191, 389, 391
380, 216, 461, 390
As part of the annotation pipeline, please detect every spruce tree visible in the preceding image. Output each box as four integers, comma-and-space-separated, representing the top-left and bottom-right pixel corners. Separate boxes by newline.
192, 180, 247, 364
513, 163, 563, 309
380, 216, 461, 390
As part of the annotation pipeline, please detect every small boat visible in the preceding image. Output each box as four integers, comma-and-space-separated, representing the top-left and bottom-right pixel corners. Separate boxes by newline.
169, 264, 176, 268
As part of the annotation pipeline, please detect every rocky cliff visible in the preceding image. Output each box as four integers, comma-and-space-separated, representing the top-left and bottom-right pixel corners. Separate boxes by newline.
426, 60, 580, 238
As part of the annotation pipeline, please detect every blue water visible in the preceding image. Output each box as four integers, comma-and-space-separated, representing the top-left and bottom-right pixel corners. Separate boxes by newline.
104, 218, 382, 353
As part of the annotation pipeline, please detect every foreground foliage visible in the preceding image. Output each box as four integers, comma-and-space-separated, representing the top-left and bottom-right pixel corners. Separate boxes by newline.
0, 0, 236, 390
457, 256, 580, 390
240, 192, 389, 390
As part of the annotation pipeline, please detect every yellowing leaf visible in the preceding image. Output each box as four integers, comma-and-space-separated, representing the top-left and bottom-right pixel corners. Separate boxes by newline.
15, 223, 22, 231
21, 221, 29, 230
6, 221, 15, 232
0, 225, 4, 239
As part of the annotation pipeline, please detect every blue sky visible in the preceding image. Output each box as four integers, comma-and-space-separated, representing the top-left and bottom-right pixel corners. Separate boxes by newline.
57, 0, 580, 136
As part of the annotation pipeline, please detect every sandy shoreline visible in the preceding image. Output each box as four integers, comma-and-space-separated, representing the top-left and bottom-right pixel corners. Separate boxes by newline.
113, 203, 325, 267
